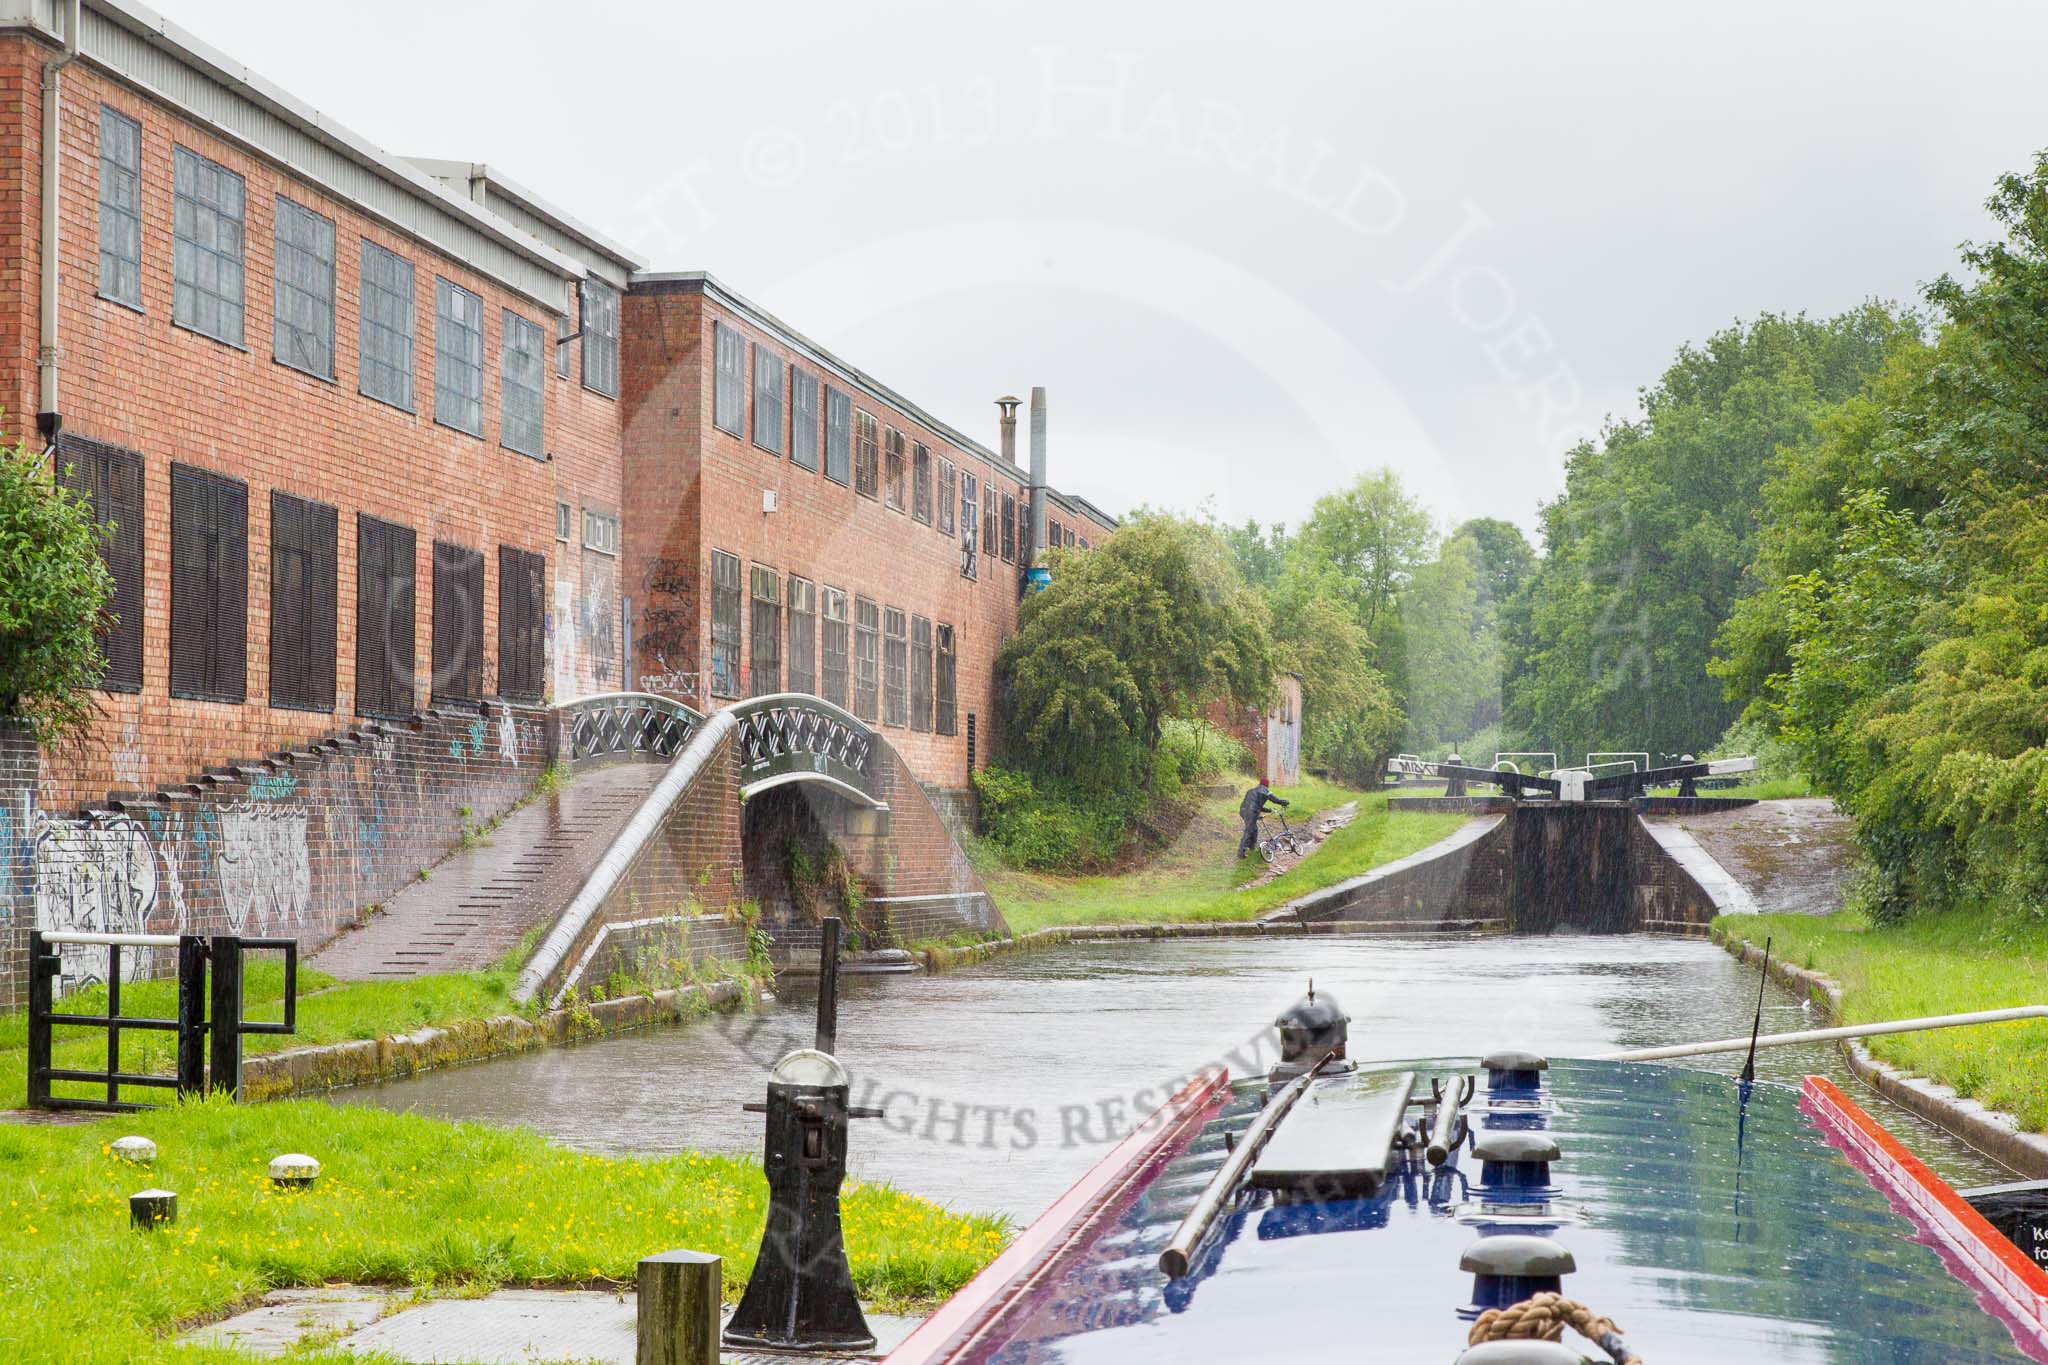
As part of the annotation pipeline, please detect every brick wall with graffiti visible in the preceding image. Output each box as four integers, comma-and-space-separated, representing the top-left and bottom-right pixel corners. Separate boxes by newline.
0, 706, 552, 1008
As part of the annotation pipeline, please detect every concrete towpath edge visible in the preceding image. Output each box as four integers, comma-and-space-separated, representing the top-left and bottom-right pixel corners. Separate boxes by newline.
1712, 927, 2048, 1180
237, 977, 754, 1102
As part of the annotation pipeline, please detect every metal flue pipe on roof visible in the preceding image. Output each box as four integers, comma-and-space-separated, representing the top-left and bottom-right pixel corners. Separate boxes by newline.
1600, 1005, 2048, 1063
1028, 387, 1048, 565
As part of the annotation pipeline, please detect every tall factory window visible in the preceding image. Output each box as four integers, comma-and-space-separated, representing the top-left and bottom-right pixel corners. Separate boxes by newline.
498, 547, 546, 704
787, 575, 817, 695
883, 428, 907, 510
359, 241, 416, 411
355, 514, 417, 719
172, 146, 246, 346
791, 370, 821, 472
268, 491, 337, 713
1000, 492, 1017, 562
500, 310, 546, 457
168, 463, 248, 703
713, 323, 746, 437
883, 607, 908, 726
752, 347, 785, 454
749, 565, 781, 695
581, 278, 620, 397
855, 412, 880, 499
853, 596, 880, 722
824, 386, 852, 484
910, 615, 933, 732
273, 196, 335, 380
431, 541, 485, 704
821, 586, 850, 708
59, 438, 145, 693
935, 624, 957, 736
710, 549, 742, 698
433, 278, 485, 436
97, 106, 143, 307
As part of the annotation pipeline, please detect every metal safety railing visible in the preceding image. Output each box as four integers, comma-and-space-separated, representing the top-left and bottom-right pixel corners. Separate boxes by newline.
26, 930, 298, 1112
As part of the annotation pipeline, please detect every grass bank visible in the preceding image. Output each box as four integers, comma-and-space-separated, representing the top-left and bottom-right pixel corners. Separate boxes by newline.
0, 1095, 1005, 1364
1719, 907, 2048, 1131
986, 781, 1467, 936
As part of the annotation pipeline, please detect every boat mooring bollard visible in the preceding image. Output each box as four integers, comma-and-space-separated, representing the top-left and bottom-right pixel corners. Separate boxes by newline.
130, 1189, 176, 1230
636, 1249, 720, 1365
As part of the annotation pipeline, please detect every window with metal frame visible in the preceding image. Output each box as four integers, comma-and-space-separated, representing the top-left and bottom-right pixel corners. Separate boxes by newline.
966, 711, 977, 771
982, 484, 998, 563
752, 346, 785, 455
749, 564, 781, 696
1049, 516, 1062, 551
431, 541, 485, 704
501, 310, 545, 458
820, 586, 850, 708
883, 606, 908, 726
960, 470, 979, 579
172, 146, 245, 346
582, 509, 619, 556
883, 428, 907, 510
1016, 496, 1031, 562
713, 322, 746, 437
273, 195, 335, 380
935, 624, 957, 736
1000, 492, 1017, 562
434, 277, 484, 436
824, 386, 852, 484
912, 443, 933, 523
268, 491, 337, 713
710, 549, 742, 698
168, 463, 248, 703
581, 278, 619, 398
1067, 526, 1077, 547
790, 369, 820, 472
359, 240, 415, 411
97, 106, 142, 308
1079, 536, 1090, 551
57, 436, 144, 693
853, 595, 880, 722
910, 614, 933, 732
937, 459, 955, 535
498, 546, 546, 703
854, 411, 879, 499
355, 514, 416, 719
787, 575, 817, 696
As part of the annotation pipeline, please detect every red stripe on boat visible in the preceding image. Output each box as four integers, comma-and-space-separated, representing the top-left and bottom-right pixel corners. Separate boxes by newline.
886, 1066, 1232, 1365
1803, 1074, 2048, 1355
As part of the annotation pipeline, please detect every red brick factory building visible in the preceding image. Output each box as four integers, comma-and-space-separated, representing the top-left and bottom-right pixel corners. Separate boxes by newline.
0, 0, 1116, 821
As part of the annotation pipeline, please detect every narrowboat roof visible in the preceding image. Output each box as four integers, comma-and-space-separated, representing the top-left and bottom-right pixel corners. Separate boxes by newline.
890, 1058, 2048, 1364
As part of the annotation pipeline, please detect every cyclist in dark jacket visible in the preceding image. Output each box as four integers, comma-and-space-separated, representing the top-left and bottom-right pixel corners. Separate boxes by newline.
1237, 780, 1290, 858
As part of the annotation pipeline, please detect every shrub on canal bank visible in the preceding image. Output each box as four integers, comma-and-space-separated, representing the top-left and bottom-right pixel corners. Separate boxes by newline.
1724, 908, 2048, 1131
0, 1094, 1006, 1364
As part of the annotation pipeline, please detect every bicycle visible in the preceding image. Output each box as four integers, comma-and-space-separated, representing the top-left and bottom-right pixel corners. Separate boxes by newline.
1257, 812, 1304, 864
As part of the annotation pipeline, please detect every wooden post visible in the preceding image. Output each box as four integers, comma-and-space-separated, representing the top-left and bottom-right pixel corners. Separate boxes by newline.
637, 1249, 720, 1365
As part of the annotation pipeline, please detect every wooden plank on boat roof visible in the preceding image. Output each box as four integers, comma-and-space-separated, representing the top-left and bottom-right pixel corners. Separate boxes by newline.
1250, 1069, 1415, 1198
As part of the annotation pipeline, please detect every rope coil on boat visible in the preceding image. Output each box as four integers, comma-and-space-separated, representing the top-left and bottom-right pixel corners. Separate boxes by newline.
1468, 1292, 1642, 1364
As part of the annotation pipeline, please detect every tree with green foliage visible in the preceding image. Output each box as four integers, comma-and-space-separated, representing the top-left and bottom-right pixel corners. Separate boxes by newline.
1718, 153, 2048, 922
997, 513, 1273, 793
1390, 533, 1494, 750
1502, 305, 1914, 762
1450, 517, 1535, 607
1295, 469, 1436, 642
0, 437, 113, 745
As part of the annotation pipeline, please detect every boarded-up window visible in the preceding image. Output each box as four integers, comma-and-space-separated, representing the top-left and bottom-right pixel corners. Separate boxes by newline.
434, 278, 484, 436
790, 370, 820, 472
853, 595, 880, 722
432, 541, 485, 704
1001, 492, 1017, 562
268, 491, 337, 713
500, 310, 545, 458
936, 624, 957, 736
58, 437, 144, 693
172, 147, 244, 346
713, 323, 746, 437
854, 411, 879, 499
581, 278, 620, 398
883, 429, 906, 510
883, 606, 908, 727
359, 241, 415, 411
710, 549, 742, 698
910, 614, 932, 732
824, 386, 851, 484
97, 106, 142, 308
498, 546, 545, 703
748, 564, 780, 696
787, 575, 816, 696
820, 586, 850, 708
960, 471, 979, 580
169, 463, 247, 702
356, 515, 416, 719
273, 195, 335, 380
752, 347, 784, 455
937, 459, 955, 535
912, 443, 932, 523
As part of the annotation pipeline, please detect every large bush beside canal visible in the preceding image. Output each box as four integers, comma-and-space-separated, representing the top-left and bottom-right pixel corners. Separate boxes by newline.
0, 435, 115, 744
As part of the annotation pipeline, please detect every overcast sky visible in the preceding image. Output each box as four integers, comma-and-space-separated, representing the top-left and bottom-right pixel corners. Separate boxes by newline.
158, 0, 2046, 540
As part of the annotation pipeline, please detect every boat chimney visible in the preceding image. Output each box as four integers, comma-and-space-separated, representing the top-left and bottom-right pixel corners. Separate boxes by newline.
1270, 980, 1351, 1081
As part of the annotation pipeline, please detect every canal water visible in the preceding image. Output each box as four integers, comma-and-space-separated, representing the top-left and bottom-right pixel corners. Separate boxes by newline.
341, 935, 2015, 1219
